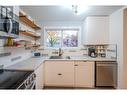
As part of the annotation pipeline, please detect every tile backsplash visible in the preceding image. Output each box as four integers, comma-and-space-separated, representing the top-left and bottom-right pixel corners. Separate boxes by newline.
37, 44, 117, 59
0, 44, 117, 68
37, 47, 88, 57
0, 47, 32, 67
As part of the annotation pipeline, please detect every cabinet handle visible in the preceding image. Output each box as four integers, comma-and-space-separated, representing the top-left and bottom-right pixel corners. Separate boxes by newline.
74, 64, 78, 66
58, 73, 62, 75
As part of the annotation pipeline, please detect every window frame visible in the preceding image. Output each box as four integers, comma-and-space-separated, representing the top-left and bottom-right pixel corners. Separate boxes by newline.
44, 26, 81, 49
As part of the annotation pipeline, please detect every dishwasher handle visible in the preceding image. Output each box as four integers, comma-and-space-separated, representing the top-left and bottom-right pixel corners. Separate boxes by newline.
96, 63, 116, 66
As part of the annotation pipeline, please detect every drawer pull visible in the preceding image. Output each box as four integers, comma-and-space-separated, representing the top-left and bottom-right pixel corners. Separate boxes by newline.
74, 64, 78, 66
58, 73, 62, 75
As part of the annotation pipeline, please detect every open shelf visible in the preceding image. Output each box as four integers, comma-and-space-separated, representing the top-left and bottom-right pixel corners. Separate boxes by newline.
4, 42, 40, 48
19, 30, 41, 39
19, 11, 41, 30
31, 45, 41, 49
4, 45, 40, 48
17, 39, 32, 43
19, 11, 26, 17
19, 10, 41, 49
32, 44, 41, 47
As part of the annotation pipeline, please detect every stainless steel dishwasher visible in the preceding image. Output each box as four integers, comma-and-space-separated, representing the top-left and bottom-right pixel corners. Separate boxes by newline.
95, 61, 117, 88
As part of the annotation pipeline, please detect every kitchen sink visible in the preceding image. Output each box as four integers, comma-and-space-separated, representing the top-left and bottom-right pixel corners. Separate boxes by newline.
49, 56, 70, 59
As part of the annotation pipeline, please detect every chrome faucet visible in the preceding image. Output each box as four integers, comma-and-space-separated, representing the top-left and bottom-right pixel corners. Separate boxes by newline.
58, 48, 63, 56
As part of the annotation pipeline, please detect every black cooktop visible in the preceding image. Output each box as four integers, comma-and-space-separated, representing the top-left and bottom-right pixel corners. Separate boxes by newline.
0, 69, 33, 89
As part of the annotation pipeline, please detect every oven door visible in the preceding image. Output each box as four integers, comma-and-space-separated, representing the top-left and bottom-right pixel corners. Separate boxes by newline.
0, 19, 9, 38
0, 18, 19, 38
17, 80, 36, 89
8, 20, 19, 38
4, 17, 13, 34
0, 17, 13, 38
17, 73, 36, 89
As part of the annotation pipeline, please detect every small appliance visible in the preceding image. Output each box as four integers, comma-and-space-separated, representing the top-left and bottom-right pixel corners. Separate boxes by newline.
0, 6, 19, 39
88, 47, 97, 58
96, 61, 117, 88
34, 52, 41, 57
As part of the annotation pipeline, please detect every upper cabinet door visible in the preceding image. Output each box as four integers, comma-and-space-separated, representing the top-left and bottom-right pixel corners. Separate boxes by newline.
83, 16, 109, 45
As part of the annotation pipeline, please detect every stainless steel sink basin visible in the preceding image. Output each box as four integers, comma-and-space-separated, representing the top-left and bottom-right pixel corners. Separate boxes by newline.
49, 56, 70, 59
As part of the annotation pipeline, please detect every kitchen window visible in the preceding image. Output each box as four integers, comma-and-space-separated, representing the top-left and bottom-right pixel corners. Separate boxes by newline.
44, 27, 80, 48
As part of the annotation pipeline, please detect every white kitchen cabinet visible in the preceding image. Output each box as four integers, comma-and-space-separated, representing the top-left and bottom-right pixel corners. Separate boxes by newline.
83, 16, 109, 44
44, 60, 95, 88
44, 61, 74, 87
74, 61, 95, 88
35, 63, 43, 89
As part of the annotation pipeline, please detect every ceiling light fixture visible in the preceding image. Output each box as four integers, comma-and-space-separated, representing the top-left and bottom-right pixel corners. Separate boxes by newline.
64, 5, 88, 15
72, 5, 88, 15
72, 5, 78, 14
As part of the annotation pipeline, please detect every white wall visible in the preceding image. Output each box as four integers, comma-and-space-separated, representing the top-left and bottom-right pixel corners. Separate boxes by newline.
109, 7, 126, 89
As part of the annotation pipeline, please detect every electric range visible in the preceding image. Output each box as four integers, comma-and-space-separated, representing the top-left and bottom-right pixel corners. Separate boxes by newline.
0, 69, 36, 89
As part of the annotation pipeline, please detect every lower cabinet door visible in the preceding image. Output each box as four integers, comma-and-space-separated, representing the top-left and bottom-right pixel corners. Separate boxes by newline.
74, 61, 95, 88
44, 61, 74, 87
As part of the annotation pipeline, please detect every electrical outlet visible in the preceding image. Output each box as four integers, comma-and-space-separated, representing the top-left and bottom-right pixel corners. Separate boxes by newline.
0, 52, 11, 57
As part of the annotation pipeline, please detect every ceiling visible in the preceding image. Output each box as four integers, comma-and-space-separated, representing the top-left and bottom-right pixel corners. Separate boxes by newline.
20, 6, 123, 22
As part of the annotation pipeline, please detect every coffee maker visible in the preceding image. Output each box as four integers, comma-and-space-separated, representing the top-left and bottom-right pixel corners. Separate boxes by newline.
88, 47, 97, 58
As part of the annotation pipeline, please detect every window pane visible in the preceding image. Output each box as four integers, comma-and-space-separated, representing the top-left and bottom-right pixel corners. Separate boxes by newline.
46, 30, 61, 48
63, 30, 78, 47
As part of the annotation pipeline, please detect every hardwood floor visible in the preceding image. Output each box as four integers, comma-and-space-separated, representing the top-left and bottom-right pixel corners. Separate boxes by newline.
43, 86, 116, 90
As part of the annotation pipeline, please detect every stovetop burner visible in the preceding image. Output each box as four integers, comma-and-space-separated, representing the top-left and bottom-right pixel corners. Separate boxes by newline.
0, 69, 33, 89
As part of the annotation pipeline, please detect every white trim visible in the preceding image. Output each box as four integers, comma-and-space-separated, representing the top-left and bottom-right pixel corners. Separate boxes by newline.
43, 26, 81, 49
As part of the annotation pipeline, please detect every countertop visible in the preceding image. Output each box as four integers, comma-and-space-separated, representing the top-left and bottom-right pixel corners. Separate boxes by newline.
5, 56, 116, 71
46, 56, 116, 61
5, 57, 49, 71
